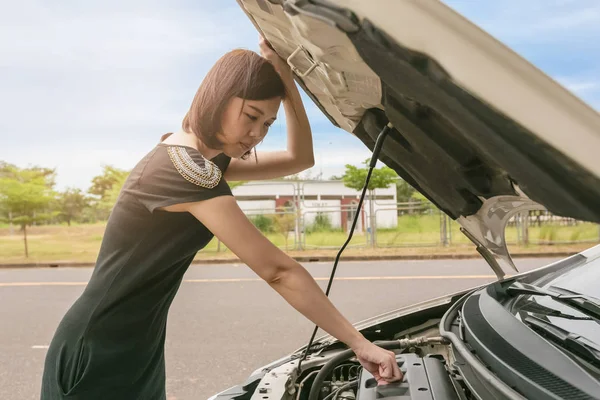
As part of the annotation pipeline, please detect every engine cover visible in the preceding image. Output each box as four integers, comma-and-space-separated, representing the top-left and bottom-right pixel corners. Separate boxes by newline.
356, 354, 459, 400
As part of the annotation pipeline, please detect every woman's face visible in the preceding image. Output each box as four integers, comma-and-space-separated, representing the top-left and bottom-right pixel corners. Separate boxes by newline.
217, 96, 281, 158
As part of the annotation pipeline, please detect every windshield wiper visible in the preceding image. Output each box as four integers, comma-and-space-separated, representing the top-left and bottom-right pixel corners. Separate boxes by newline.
504, 282, 600, 319
523, 315, 600, 367
519, 301, 593, 321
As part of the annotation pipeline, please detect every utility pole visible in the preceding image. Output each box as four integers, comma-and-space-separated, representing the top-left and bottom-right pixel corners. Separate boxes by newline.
369, 189, 376, 248
521, 211, 530, 246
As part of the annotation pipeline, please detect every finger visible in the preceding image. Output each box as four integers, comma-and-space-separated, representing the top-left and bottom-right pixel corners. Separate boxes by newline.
371, 371, 387, 386
386, 352, 402, 381
258, 35, 268, 46
258, 40, 273, 55
362, 361, 379, 375
379, 363, 392, 380
386, 353, 398, 377
262, 36, 274, 50
392, 363, 403, 381
382, 357, 402, 382
386, 354, 401, 380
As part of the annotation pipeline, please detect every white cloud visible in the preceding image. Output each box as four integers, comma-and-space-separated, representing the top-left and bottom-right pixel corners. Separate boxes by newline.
445, 0, 600, 39
556, 77, 600, 95
444, 0, 600, 110
303, 149, 389, 180
2, 1, 600, 191
553, 75, 600, 110
0, 1, 261, 190
0, 3, 241, 71
8, 142, 149, 191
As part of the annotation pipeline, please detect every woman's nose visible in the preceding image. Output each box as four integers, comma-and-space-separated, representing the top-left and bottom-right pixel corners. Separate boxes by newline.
249, 130, 261, 139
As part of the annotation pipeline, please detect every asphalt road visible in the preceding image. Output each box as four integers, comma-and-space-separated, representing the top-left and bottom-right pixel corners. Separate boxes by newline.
0, 258, 559, 400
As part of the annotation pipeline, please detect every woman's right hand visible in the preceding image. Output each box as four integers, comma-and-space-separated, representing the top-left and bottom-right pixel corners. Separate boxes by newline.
352, 340, 404, 385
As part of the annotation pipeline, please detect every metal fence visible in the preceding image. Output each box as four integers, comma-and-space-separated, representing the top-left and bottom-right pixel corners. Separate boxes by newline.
209, 201, 600, 252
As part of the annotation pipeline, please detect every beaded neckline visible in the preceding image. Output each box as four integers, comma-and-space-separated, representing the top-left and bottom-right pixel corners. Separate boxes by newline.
165, 145, 222, 189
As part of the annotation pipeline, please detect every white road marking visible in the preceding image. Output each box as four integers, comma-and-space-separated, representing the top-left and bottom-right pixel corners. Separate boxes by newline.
0, 275, 500, 287
31, 345, 49, 349
0, 282, 88, 287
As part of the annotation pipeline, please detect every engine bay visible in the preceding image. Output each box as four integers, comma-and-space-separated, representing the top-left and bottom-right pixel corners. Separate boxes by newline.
355, 353, 458, 400
247, 317, 469, 400
248, 338, 465, 400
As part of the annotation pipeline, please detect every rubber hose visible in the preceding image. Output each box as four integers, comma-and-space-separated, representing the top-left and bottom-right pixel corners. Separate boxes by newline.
307, 341, 400, 400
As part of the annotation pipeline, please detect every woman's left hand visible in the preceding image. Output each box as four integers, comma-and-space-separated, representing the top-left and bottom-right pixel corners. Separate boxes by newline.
259, 35, 293, 80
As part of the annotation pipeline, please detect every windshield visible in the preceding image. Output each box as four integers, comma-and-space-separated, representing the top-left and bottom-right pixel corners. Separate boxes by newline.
545, 256, 600, 299
513, 256, 600, 355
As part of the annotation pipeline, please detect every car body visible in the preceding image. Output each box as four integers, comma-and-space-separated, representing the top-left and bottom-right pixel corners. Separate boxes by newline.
210, 1, 600, 399
209, 246, 600, 400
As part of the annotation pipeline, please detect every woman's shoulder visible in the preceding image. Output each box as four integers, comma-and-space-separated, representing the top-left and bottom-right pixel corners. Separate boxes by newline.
121, 139, 233, 213
126, 131, 232, 192
152, 143, 231, 176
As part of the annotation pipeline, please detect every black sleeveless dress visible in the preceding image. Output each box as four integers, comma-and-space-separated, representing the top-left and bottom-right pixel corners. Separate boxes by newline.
41, 143, 233, 399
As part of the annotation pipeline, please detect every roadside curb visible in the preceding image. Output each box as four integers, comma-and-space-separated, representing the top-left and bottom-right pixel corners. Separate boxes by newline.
0, 251, 577, 269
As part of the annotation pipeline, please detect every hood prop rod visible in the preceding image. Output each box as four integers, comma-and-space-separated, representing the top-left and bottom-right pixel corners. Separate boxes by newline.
297, 122, 394, 374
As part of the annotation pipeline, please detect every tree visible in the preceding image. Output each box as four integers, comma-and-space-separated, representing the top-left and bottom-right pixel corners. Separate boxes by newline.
88, 166, 129, 220
341, 159, 397, 246
308, 212, 334, 233
411, 191, 428, 202
228, 181, 246, 190
342, 159, 397, 192
249, 214, 274, 233
272, 205, 296, 250
0, 162, 13, 220
57, 188, 89, 226
0, 161, 17, 177
410, 190, 435, 212
89, 165, 129, 199
396, 179, 416, 203
96, 172, 129, 217
396, 178, 417, 215
0, 162, 56, 186
0, 166, 57, 257
282, 173, 301, 181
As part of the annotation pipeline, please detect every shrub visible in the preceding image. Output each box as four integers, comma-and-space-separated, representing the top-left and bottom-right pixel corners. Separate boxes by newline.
307, 213, 336, 233
250, 214, 274, 233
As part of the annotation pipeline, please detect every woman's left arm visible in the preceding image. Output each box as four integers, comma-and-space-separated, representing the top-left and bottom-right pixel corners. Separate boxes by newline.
224, 39, 315, 181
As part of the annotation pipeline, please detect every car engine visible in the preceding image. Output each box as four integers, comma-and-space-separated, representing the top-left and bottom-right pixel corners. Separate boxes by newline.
249, 328, 466, 400
354, 353, 459, 400
299, 352, 460, 400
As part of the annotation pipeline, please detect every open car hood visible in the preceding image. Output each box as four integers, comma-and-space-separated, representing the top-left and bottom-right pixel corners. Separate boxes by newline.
236, 0, 600, 277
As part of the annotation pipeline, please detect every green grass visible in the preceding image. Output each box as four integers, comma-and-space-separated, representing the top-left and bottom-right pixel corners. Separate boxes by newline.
203, 232, 295, 252
449, 221, 599, 246
0, 223, 106, 262
378, 214, 442, 246
304, 230, 368, 248
1, 217, 598, 263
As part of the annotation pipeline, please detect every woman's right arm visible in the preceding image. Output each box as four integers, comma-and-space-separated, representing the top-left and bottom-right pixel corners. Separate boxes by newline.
164, 196, 402, 384
168, 196, 366, 347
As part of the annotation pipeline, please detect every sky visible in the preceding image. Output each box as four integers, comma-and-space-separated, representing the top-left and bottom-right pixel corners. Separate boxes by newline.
1, 0, 599, 191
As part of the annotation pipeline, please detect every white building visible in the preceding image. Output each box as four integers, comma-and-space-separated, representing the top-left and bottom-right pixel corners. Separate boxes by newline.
232, 180, 397, 232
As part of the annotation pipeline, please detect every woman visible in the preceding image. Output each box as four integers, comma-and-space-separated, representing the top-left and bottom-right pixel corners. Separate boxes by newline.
41, 37, 402, 400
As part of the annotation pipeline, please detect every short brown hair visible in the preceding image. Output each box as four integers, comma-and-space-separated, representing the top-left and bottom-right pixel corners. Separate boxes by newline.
182, 49, 287, 151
